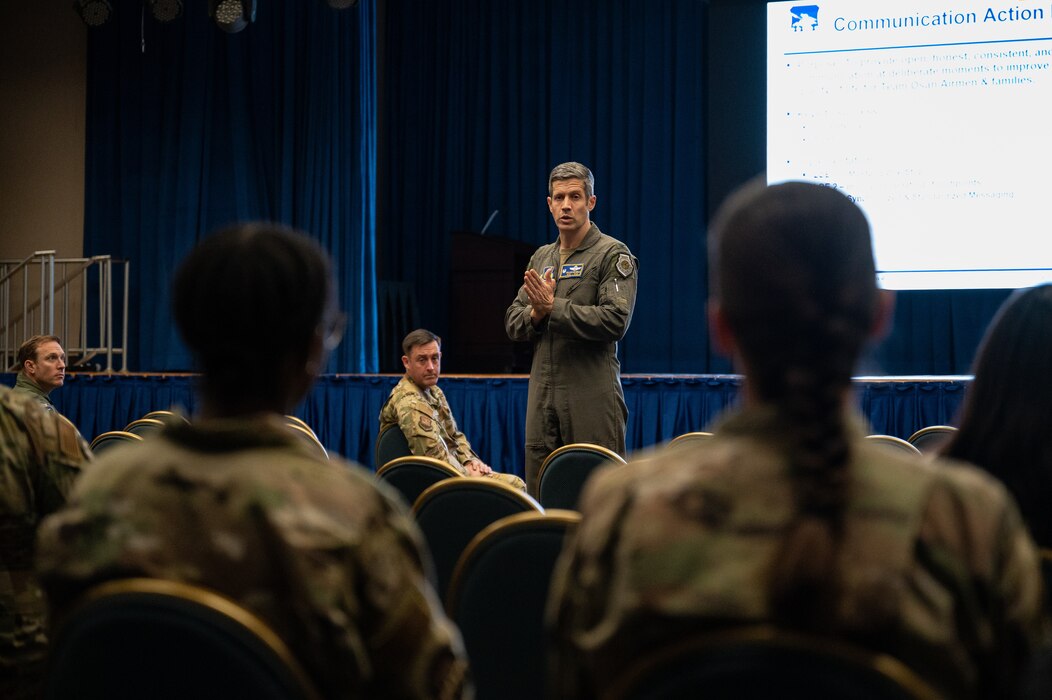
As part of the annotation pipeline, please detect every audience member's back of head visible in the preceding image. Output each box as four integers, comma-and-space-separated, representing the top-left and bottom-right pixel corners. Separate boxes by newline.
37, 222, 471, 699
942, 283, 1052, 546
710, 180, 881, 629
172, 223, 338, 415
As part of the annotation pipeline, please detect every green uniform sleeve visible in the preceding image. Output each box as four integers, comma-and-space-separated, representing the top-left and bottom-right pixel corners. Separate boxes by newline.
428, 387, 475, 467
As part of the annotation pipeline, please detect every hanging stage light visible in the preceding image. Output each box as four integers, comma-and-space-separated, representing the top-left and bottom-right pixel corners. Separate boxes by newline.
73, 0, 113, 27
148, 0, 183, 22
209, 0, 257, 33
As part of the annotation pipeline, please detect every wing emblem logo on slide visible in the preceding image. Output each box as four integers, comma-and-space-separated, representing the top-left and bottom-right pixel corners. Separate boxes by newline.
791, 5, 819, 31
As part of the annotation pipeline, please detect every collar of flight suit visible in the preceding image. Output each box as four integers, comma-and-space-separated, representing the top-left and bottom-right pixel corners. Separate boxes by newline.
556, 223, 602, 254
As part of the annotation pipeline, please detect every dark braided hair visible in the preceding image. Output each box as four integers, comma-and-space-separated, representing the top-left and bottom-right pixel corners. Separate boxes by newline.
709, 180, 879, 629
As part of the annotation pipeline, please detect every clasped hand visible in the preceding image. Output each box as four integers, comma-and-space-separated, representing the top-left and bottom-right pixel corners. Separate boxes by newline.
523, 269, 556, 318
465, 459, 493, 477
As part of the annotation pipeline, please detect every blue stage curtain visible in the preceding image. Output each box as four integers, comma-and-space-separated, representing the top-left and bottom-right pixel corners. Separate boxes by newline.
10, 373, 968, 478
856, 379, 968, 438
380, 0, 708, 373
79, 1, 1006, 377
870, 289, 1012, 375
81, 0, 379, 372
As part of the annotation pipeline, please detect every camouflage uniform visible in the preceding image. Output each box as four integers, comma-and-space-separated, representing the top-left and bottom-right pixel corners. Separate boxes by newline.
504, 223, 637, 495
12, 372, 54, 413
548, 406, 1047, 699
36, 414, 470, 700
0, 385, 89, 700
380, 375, 525, 490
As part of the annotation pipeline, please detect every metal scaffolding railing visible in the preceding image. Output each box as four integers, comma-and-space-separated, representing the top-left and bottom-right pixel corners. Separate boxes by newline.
1, 251, 129, 372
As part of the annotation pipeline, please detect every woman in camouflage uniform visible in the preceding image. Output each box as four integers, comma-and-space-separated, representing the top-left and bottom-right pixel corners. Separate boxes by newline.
548, 180, 1046, 699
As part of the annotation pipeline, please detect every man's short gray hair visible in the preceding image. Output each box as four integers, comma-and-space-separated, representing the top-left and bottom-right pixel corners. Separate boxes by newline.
548, 162, 595, 199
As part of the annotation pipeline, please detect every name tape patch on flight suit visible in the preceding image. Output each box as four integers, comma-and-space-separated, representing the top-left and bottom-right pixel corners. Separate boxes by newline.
616, 254, 634, 278
560, 264, 584, 279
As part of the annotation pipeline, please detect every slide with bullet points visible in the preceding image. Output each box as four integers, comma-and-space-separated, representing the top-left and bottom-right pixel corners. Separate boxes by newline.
767, 0, 1052, 289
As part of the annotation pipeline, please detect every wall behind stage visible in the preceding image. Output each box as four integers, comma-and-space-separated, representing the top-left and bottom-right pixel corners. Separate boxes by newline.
0, 4, 86, 260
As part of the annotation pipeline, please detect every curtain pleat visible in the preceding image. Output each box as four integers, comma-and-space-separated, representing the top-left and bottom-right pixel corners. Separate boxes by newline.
82, 0, 379, 372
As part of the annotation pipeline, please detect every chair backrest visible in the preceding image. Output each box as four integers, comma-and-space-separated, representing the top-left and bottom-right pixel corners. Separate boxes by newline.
907, 425, 957, 454
89, 430, 143, 454
45, 578, 322, 700
375, 423, 412, 468
669, 431, 715, 446
141, 410, 190, 425
375, 455, 462, 508
412, 478, 542, 600
285, 415, 318, 439
286, 423, 329, 461
865, 434, 922, 457
123, 418, 166, 437
537, 443, 627, 510
446, 510, 580, 700
606, 625, 941, 700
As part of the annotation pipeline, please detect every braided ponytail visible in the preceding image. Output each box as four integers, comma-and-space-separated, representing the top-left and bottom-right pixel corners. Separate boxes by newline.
709, 180, 878, 630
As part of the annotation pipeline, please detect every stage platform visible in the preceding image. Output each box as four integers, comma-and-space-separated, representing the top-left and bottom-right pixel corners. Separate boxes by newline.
2, 373, 970, 477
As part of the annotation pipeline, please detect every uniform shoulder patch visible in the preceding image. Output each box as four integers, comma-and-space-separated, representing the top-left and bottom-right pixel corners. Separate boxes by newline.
616, 253, 635, 278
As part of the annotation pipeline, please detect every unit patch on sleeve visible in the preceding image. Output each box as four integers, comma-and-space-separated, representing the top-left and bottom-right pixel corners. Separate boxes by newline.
616, 254, 635, 278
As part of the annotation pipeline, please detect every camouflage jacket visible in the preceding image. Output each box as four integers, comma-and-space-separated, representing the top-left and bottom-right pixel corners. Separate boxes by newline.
379, 375, 476, 473
0, 386, 89, 695
547, 406, 1047, 699
36, 414, 470, 700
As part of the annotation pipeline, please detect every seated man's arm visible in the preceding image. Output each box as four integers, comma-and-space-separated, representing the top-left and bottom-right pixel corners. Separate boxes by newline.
432, 387, 490, 476
396, 395, 462, 471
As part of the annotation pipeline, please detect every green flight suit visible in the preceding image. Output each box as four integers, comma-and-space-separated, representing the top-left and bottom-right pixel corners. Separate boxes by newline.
505, 223, 637, 495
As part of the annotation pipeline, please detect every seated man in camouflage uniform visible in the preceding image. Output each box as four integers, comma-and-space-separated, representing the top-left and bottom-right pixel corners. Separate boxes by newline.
380, 329, 525, 490
0, 385, 90, 700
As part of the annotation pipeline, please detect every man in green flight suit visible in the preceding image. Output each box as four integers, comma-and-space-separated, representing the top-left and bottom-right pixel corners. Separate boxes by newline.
504, 162, 638, 496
